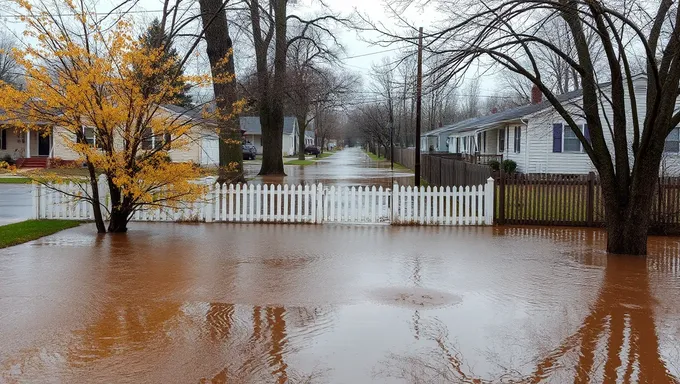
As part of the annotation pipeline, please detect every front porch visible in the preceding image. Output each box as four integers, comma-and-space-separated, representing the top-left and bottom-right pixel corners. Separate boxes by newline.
0, 128, 53, 168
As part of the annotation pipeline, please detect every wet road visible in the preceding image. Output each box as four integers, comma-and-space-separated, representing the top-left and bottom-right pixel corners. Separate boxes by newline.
0, 184, 32, 225
1, 224, 679, 383
244, 147, 414, 188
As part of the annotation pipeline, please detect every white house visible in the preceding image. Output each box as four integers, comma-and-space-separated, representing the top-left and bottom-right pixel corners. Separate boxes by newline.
0, 104, 222, 167
240, 116, 299, 156
435, 75, 680, 175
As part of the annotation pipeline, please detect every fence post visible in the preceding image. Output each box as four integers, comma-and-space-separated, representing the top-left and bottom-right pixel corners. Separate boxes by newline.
586, 171, 595, 226
498, 170, 505, 225
392, 184, 399, 223
205, 184, 214, 223
485, 177, 495, 225
316, 183, 324, 223
32, 182, 39, 219
97, 174, 109, 217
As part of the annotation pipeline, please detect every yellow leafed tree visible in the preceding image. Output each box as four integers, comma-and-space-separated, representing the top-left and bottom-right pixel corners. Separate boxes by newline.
0, 0, 222, 233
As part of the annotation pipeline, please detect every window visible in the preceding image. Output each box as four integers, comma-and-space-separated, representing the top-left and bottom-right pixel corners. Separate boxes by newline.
477, 132, 482, 153
141, 128, 166, 150
76, 127, 96, 146
514, 126, 521, 153
665, 127, 680, 153
455, 137, 460, 153
563, 125, 582, 152
498, 128, 505, 153
462, 137, 467, 153
164, 132, 172, 150
0, 129, 5, 150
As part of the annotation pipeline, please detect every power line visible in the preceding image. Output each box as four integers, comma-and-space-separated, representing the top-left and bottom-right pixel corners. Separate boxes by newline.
342, 47, 407, 60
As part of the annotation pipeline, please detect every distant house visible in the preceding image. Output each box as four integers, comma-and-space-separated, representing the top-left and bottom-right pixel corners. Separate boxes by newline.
240, 116, 299, 156
422, 74, 680, 175
0, 104, 222, 168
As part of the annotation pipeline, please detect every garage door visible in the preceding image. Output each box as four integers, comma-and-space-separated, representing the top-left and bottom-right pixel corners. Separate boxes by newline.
201, 136, 219, 166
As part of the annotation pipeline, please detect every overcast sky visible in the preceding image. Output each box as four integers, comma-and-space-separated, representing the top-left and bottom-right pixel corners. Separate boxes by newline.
0, 0, 499, 99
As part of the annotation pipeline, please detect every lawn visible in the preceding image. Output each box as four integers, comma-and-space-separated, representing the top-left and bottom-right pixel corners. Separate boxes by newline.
0, 220, 81, 249
0, 177, 33, 184
285, 159, 315, 166
366, 151, 386, 161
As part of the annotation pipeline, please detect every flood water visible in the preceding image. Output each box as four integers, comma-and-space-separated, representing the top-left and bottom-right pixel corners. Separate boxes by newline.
244, 147, 415, 188
1, 224, 679, 383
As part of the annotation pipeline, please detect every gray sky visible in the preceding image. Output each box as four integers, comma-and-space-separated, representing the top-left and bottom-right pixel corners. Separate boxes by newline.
0, 0, 498, 99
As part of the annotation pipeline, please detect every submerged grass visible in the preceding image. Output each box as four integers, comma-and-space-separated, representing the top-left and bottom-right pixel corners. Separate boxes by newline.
0, 220, 81, 249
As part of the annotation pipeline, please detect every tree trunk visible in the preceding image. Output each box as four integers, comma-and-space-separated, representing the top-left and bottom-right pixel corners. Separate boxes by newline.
199, 0, 243, 183
297, 115, 306, 160
107, 207, 129, 233
258, 0, 287, 175
106, 181, 130, 233
86, 162, 106, 233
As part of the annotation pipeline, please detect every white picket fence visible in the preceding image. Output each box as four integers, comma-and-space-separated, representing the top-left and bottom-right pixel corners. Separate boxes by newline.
33, 178, 495, 226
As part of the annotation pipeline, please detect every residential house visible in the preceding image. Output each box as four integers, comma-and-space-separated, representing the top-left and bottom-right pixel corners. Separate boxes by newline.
0, 105, 222, 167
435, 75, 680, 175
421, 123, 459, 152
240, 116, 299, 156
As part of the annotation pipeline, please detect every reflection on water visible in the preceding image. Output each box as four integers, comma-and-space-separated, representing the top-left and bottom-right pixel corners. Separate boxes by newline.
1, 224, 679, 383
377, 253, 678, 383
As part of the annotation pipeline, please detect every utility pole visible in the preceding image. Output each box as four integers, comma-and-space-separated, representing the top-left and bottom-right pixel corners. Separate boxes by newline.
415, 27, 423, 187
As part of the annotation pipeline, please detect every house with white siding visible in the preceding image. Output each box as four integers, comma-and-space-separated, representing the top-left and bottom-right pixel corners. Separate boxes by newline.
435, 74, 680, 175
239, 116, 299, 156
0, 104, 222, 167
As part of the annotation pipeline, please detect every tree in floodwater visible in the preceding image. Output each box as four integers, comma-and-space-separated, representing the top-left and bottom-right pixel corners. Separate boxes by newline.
0, 0, 212, 233
372, 0, 680, 255
198, 0, 245, 182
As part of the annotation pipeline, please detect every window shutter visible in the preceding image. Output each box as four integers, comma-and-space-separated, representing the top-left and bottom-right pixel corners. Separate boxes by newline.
552, 123, 563, 152
164, 132, 172, 149
584, 124, 591, 144
1, 129, 6, 150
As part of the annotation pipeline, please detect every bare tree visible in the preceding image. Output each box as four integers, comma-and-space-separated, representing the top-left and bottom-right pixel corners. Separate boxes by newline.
199, 0, 244, 182
0, 33, 21, 88
380, 0, 680, 255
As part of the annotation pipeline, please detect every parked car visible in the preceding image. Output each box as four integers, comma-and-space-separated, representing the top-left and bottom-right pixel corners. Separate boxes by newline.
304, 146, 320, 155
242, 143, 257, 160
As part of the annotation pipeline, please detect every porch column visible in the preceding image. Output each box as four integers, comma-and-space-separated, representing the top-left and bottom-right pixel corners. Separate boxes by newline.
25, 131, 30, 158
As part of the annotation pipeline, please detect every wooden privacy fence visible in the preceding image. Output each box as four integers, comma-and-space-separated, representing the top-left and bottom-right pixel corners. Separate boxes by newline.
495, 173, 680, 232
33, 179, 495, 226
421, 155, 492, 188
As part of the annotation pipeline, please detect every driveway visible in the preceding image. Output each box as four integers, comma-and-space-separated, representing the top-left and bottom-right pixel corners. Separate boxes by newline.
244, 147, 414, 188
0, 184, 33, 225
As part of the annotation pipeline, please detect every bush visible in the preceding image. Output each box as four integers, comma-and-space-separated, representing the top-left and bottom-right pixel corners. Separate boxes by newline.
488, 160, 500, 171
502, 159, 517, 174
1, 154, 14, 166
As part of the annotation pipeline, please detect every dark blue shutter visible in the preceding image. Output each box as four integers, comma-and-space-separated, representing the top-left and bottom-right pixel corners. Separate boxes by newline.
584, 124, 591, 144
552, 123, 563, 152
1, 129, 6, 150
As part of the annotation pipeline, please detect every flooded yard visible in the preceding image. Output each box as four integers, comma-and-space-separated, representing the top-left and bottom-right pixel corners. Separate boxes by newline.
0, 224, 679, 383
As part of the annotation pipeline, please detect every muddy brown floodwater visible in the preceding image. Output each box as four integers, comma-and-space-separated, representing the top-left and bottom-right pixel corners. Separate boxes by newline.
1, 224, 679, 383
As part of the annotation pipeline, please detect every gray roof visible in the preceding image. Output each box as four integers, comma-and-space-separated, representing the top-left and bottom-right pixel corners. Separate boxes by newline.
240, 116, 298, 135
424, 87, 584, 137
161, 105, 298, 136
161, 104, 217, 125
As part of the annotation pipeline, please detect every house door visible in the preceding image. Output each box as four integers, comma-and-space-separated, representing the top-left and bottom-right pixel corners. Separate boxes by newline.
38, 134, 50, 156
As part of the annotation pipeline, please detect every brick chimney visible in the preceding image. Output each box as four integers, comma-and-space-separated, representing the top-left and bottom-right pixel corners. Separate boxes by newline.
491, 107, 498, 114
438, 121, 443, 128
531, 85, 542, 104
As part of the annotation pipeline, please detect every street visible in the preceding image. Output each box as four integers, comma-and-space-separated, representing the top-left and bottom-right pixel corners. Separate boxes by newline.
0, 184, 33, 225
244, 147, 414, 188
